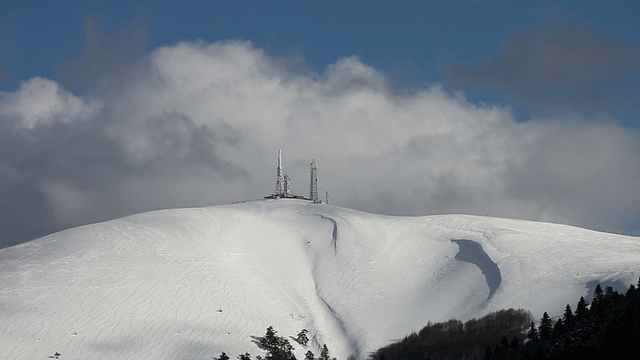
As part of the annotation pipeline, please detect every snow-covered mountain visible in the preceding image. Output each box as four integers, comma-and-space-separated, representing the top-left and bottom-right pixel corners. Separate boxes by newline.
1, 200, 639, 360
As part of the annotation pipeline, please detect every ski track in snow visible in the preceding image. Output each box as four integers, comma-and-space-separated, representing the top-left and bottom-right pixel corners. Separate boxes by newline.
1, 200, 640, 360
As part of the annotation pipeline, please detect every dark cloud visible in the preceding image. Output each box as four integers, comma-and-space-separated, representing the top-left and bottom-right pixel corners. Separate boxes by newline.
0, 180, 54, 247
503, 121, 640, 230
56, 16, 148, 93
447, 22, 640, 119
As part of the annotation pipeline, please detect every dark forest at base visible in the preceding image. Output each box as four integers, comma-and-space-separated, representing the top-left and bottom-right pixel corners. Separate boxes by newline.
373, 278, 640, 360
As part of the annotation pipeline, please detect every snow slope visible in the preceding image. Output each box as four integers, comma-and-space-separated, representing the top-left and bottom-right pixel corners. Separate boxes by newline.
1, 200, 639, 360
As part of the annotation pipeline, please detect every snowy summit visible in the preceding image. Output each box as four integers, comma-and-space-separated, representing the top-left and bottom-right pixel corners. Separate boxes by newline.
1, 200, 639, 359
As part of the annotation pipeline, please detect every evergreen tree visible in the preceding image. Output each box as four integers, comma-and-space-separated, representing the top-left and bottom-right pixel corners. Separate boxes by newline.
319, 344, 330, 360
269, 338, 296, 360
260, 326, 297, 360
605, 285, 616, 298
219, 352, 230, 360
563, 304, 574, 328
527, 322, 538, 342
304, 350, 314, 360
593, 284, 604, 302
261, 326, 279, 349
576, 296, 589, 320
238, 353, 252, 360
296, 329, 310, 346
539, 312, 552, 341
625, 284, 636, 298
551, 318, 564, 342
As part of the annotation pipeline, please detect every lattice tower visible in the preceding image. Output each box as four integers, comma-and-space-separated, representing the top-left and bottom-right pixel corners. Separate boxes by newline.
310, 159, 319, 203
284, 174, 292, 196
275, 149, 284, 197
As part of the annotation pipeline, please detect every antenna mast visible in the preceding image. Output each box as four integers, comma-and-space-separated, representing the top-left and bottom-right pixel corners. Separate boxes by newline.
284, 174, 292, 196
310, 159, 319, 203
276, 149, 284, 197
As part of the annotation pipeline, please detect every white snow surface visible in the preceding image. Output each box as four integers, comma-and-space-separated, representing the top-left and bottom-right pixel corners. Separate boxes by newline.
1, 200, 639, 360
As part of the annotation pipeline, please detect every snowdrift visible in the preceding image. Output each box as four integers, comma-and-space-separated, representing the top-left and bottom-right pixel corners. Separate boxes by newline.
1, 200, 639, 359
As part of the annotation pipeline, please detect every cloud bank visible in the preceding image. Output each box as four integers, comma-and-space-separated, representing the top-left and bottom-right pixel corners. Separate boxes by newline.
447, 22, 640, 118
1, 39, 639, 247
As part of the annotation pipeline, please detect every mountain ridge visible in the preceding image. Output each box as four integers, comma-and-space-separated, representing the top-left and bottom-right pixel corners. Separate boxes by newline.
1, 200, 639, 359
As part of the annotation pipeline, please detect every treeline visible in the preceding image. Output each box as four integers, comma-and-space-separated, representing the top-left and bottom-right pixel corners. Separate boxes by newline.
372, 308, 533, 360
373, 278, 640, 360
501, 280, 640, 360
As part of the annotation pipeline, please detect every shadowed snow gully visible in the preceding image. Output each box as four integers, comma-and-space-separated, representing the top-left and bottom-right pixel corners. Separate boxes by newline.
451, 239, 502, 301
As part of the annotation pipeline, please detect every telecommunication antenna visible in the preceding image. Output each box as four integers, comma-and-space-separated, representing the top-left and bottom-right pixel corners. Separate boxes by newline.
284, 174, 292, 196
276, 149, 284, 197
310, 159, 319, 203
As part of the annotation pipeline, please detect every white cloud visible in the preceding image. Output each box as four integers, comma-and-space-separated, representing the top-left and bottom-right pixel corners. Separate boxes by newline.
1, 40, 639, 246
0, 77, 98, 129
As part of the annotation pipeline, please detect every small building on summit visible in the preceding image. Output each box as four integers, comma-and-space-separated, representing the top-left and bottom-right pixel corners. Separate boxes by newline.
265, 149, 322, 203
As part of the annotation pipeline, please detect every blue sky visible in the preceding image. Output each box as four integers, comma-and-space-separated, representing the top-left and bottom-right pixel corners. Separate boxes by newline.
4, 1, 639, 93
1, 1, 640, 247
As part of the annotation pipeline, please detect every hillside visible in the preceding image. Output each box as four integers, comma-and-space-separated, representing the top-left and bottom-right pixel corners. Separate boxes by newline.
1, 200, 639, 359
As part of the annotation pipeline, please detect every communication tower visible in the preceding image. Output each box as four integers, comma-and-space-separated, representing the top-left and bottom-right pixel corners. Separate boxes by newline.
284, 174, 292, 196
310, 159, 319, 203
276, 149, 284, 197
